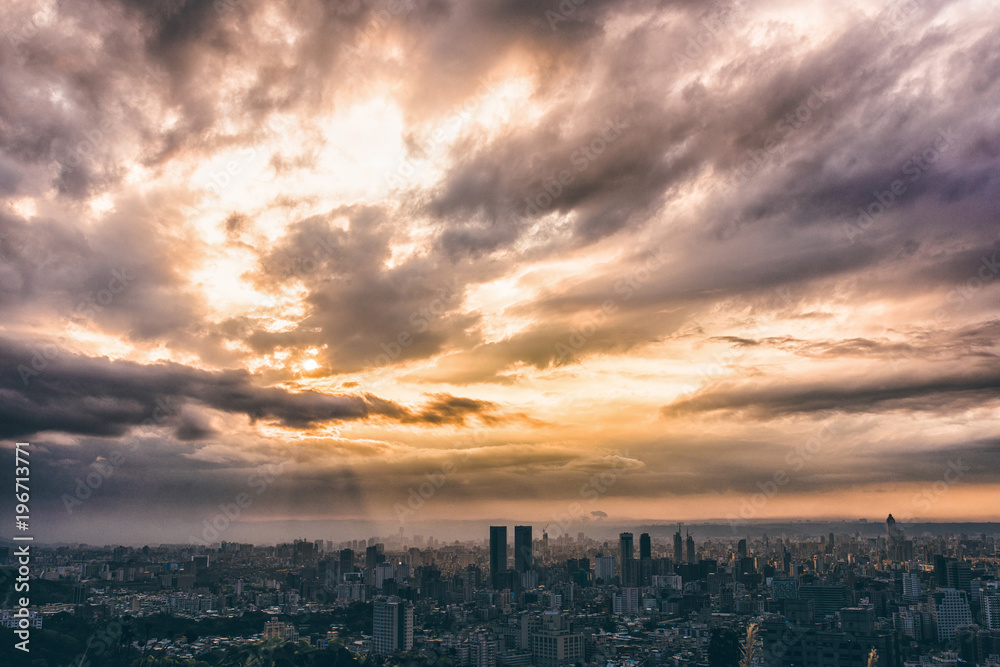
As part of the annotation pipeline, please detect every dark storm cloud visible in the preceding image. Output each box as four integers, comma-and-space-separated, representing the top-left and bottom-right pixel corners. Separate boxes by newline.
0, 336, 526, 438
662, 363, 1000, 418
400, 394, 500, 425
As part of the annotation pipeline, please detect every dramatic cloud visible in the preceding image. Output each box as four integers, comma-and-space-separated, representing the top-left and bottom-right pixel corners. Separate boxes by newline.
1, 0, 999, 542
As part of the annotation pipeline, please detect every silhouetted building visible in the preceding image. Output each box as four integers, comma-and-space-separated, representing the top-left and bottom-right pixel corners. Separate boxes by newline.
619, 532, 633, 564
514, 525, 533, 573
490, 526, 508, 589
639, 533, 651, 560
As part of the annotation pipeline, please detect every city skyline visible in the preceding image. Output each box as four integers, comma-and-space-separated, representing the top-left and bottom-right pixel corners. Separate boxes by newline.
3, 0, 1000, 546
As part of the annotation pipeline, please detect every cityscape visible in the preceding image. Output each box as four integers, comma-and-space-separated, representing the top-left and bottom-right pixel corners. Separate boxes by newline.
3, 0, 1000, 665
3, 518, 1000, 666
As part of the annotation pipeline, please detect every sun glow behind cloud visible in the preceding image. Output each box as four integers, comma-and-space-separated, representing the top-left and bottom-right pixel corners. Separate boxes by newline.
3, 0, 1000, 543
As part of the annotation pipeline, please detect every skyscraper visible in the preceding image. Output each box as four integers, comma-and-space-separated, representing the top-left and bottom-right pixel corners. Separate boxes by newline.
339, 548, 354, 574
514, 525, 533, 573
595, 555, 615, 583
933, 588, 973, 642
686, 531, 695, 563
639, 533, 651, 560
673, 526, 683, 563
373, 596, 414, 654
490, 526, 508, 589
619, 532, 634, 564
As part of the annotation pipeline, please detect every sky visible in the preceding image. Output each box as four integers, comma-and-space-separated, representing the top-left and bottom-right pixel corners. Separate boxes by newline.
1, 0, 999, 545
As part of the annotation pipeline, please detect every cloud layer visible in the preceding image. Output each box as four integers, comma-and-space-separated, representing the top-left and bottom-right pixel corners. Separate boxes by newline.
1, 0, 999, 542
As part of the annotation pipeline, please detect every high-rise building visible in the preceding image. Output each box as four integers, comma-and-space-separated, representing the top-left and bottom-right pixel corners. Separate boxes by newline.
339, 548, 354, 575
373, 596, 414, 654
674, 526, 683, 563
902, 572, 921, 603
981, 584, 1000, 630
639, 533, 651, 560
514, 525, 533, 573
933, 588, 973, 642
613, 587, 640, 615
686, 532, 696, 563
737, 538, 747, 559
619, 532, 634, 564
595, 555, 615, 584
366, 544, 384, 570
532, 611, 584, 667
490, 526, 508, 589
468, 631, 498, 667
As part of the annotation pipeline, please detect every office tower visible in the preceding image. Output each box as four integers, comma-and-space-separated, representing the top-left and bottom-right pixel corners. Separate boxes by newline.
490, 526, 508, 589
613, 587, 640, 615
981, 584, 1000, 630
366, 544, 384, 570
886, 513, 906, 560
339, 548, 354, 574
639, 533, 651, 560
933, 588, 973, 642
532, 611, 584, 667
902, 572, 921, 603
799, 584, 850, 618
595, 555, 615, 583
737, 538, 747, 559
673, 526, 683, 563
514, 525, 533, 573
468, 631, 498, 667
686, 532, 695, 563
375, 562, 395, 589
619, 532, 634, 564
373, 596, 414, 654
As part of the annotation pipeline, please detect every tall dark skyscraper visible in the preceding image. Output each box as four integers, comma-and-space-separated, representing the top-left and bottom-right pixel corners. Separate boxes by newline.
686, 531, 696, 563
619, 532, 634, 564
366, 544, 384, 570
639, 532, 652, 560
514, 525, 533, 573
489, 526, 507, 589
339, 548, 354, 574
673, 526, 683, 563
